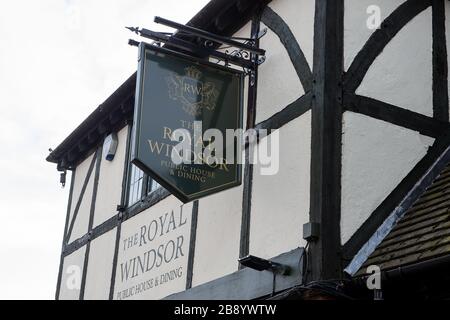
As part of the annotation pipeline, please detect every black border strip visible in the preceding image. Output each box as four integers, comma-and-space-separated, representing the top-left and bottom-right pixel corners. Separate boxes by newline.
343, 0, 432, 93
55, 168, 76, 300
309, 0, 344, 281
261, 6, 313, 92
65, 150, 97, 243
432, 0, 449, 121
185, 200, 199, 289
343, 133, 450, 261
79, 146, 102, 299
344, 93, 450, 138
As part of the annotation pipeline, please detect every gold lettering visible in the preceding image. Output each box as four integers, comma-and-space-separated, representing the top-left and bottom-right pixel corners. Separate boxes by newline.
179, 120, 193, 130
148, 140, 164, 154
183, 83, 203, 95
184, 83, 191, 94
163, 127, 172, 140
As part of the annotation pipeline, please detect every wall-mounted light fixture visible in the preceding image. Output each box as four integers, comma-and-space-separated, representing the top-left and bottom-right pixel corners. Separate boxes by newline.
238, 255, 290, 275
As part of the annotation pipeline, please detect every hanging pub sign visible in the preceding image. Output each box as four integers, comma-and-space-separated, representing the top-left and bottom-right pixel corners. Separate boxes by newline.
131, 42, 244, 203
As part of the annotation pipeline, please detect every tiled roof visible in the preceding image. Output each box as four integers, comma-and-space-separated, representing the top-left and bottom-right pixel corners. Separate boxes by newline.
359, 162, 450, 274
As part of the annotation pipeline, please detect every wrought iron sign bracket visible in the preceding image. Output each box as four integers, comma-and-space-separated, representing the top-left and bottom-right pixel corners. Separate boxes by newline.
233, 27, 267, 87
126, 16, 266, 82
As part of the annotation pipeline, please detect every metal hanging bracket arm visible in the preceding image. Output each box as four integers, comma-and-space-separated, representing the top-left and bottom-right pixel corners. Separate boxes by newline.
127, 16, 266, 73
153, 16, 266, 56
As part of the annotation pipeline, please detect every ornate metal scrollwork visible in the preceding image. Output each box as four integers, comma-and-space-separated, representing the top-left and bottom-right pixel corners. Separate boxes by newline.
127, 17, 267, 85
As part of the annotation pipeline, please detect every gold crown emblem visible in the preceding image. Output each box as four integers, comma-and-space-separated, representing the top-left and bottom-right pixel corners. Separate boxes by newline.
185, 66, 202, 80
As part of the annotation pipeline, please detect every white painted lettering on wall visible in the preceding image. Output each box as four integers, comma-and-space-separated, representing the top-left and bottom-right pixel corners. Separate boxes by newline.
114, 202, 191, 300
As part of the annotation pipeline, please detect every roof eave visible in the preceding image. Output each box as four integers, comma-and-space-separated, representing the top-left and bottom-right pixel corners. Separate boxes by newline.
46, 0, 269, 169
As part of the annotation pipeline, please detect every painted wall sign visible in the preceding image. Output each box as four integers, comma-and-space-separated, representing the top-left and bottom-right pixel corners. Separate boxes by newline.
114, 201, 192, 300
131, 42, 243, 203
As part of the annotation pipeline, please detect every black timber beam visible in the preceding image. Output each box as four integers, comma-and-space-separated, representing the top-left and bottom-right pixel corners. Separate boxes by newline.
343, 133, 450, 261
261, 6, 313, 92
309, 0, 344, 281
432, 0, 449, 121
343, 93, 450, 138
55, 168, 76, 300
343, 0, 431, 93
239, 14, 261, 264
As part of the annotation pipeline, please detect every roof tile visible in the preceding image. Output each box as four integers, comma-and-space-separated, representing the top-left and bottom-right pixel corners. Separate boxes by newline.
358, 163, 450, 275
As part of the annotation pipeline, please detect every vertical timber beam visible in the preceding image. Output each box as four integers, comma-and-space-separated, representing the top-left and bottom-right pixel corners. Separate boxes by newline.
185, 201, 199, 289
109, 122, 133, 300
432, 0, 449, 122
239, 14, 261, 265
55, 168, 76, 300
309, 0, 344, 281
79, 147, 102, 299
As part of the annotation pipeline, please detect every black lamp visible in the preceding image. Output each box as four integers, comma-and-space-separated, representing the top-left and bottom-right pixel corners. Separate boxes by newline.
238, 255, 290, 275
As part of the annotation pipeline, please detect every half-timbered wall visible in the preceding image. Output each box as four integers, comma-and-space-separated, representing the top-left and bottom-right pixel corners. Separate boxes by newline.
342, 0, 436, 241
93, 126, 128, 228
341, 0, 450, 266
83, 229, 117, 299
56, 0, 450, 299
249, 0, 313, 260
341, 113, 434, 243
57, 125, 129, 299
67, 153, 96, 243
58, 246, 86, 300
250, 113, 311, 258
191, 180, 243, 286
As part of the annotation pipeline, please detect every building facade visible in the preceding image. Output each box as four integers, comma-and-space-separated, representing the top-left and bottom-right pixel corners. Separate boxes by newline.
47, 0, 450, 299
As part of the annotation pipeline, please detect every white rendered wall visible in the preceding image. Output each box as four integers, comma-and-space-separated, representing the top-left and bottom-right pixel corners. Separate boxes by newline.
190, 0, 315, 281
344, 0, 406, 70
59, 246, 86, 300
267, 0, 314, 67
113, 196, 192, 300
355, 7, 433, 116
257, 24, 301, 124
188, 24, 246, 288
68, 152, 95, 243
93, 126, 128, 227
250, 112, 311, 259
256, 0, 314, 123
341, 112, 434, 244
191, 183, 243, 287
83, 229, 117, 300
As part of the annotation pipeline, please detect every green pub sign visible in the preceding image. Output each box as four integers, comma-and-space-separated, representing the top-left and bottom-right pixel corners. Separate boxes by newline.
131, 42, 244, 203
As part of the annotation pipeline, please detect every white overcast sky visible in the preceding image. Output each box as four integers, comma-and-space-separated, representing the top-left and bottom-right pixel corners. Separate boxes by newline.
0, 0, 209, 300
